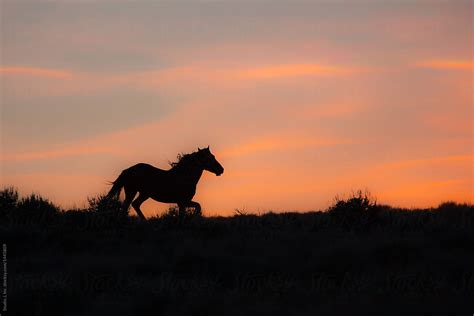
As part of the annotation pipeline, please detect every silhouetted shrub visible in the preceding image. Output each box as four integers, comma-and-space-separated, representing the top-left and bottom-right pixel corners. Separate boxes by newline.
86, 194, 129, 228
437, 201, 472, 212
88, 194, 125, 214
0, 186, 19, 216
329, 190, 378, 214
15, 193, 60, 224
328, 190, 381, 231
433, 201, 474, 231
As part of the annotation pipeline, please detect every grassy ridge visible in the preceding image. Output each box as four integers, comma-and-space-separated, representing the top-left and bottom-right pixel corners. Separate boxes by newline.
1, 188, 473, 315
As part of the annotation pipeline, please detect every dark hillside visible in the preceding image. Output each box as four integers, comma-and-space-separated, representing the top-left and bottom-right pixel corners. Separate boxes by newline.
1, 188, 473, 315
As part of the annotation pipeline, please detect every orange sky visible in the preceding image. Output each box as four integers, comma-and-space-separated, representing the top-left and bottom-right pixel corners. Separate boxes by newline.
1, 1, 472, 216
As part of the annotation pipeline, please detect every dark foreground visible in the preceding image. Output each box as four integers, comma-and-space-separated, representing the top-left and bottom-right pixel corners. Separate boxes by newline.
1, 189, 474, 315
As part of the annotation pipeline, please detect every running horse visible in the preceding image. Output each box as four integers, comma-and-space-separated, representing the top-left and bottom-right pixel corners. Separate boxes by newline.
107, 146, 224, 220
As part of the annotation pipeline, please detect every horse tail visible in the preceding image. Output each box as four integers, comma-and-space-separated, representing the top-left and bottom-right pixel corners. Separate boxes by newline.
107, 171, 127, 199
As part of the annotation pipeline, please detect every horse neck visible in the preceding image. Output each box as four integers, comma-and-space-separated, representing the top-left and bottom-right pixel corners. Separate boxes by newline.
172, 163, 204, 184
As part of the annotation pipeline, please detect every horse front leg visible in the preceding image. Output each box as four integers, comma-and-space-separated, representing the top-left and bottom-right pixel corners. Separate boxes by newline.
177, 203, 186, 224
177, 201, 201, 218
188, 201, 201, 216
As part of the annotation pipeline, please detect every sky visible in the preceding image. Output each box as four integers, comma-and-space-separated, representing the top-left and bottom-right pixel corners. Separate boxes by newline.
1, 0, 472, 216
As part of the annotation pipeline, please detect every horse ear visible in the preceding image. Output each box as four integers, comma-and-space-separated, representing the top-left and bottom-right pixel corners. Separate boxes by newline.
207, 145, 210, 149
198, 147, 202, 151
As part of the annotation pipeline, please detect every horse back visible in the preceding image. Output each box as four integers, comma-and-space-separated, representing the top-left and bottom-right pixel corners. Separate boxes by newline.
125, 163, 168, 179
120, 163, 166, 192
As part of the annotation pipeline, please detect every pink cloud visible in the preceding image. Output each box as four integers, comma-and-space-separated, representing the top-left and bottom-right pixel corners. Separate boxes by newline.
0, 66, 74, 79
1, 145, 118, 162
376, 155, 473, 171
416, 59, 474, 70
236, 64, 364, 79
2, 60, 373, 99
219, 134, 358, 158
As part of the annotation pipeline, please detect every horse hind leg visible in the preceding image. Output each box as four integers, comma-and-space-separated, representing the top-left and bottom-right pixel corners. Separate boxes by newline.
131, 192, 149, 220
122, 187, 137, 213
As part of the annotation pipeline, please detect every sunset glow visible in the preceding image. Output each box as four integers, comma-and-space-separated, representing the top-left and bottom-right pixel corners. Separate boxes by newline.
1, 1, 472, 216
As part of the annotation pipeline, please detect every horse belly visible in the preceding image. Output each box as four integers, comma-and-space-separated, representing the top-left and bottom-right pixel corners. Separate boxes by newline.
149, 192, 179, 203
149, 186, 196, 204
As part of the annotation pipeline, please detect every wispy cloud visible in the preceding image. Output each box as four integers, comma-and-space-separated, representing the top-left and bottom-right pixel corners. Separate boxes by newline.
415, 59, 474, 70
236, 64, 365, 79
1, 61, 369, 98
1, 145, 117, 161
285, 102, 368, 120
135, 63, 365, 90
220, 135, 357, 158
0, 66, 74, 79
377, 155, 473, 171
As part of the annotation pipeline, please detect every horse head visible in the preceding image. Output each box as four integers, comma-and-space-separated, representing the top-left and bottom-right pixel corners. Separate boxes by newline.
197, 146, 224, 176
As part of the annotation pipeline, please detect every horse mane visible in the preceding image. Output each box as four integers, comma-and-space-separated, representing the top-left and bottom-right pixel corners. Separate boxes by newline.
169, 150, 199, 169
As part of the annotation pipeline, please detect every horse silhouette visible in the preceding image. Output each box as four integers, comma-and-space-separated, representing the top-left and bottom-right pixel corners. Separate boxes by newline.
107, 146, 224, 220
